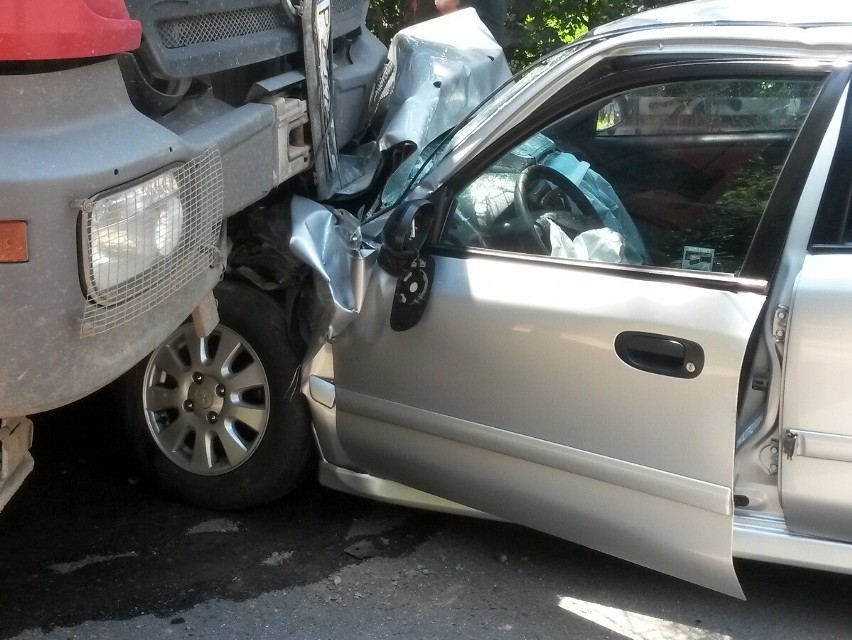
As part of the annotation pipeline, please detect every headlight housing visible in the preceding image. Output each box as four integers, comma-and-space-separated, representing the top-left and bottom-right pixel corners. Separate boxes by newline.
78, 148, 224, 336
81, 168, 184, 304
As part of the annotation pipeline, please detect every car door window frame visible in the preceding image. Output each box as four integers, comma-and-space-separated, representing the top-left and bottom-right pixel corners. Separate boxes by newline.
741, 65, 852, 276
809, 83, 852, 250
425, 58, 848, 293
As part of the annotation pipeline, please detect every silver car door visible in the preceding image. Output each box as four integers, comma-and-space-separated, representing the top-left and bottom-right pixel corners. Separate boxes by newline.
330, 61, 842, 597
334, 257, 760, 598
781, 253, 852, 543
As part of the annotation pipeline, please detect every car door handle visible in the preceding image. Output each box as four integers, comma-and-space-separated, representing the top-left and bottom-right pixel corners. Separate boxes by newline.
614, 331, 704, 379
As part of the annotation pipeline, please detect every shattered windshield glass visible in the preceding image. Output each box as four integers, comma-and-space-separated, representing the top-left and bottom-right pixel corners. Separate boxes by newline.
378, 42, 589, 210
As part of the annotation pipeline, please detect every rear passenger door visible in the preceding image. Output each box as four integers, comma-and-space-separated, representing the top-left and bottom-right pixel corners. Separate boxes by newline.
780, 91, 852, 543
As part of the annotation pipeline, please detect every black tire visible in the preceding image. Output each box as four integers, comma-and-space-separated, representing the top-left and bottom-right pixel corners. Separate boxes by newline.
120, 279, 313, 510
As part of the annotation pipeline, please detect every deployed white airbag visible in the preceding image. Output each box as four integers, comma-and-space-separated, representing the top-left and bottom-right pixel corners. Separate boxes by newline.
548, 223, 627, 263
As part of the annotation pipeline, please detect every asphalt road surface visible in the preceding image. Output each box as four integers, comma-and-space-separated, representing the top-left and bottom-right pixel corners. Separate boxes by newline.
2, 391, 852, 640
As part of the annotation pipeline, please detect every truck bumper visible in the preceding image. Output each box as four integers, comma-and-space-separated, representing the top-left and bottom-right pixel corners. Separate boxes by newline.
0, 59, 271, 416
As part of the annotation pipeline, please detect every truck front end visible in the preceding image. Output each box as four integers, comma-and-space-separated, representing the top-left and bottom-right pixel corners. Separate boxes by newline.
0, 0, 384, 510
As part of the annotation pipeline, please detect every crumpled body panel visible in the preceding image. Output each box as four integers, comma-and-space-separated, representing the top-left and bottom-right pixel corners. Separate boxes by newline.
378, 8, 510, 152
334, 9, 510, 196
289, 196, 378, 353
289, 10, 510, 346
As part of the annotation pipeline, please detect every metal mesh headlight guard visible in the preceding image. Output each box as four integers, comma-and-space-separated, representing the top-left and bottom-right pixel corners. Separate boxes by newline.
79, 148, 224, 336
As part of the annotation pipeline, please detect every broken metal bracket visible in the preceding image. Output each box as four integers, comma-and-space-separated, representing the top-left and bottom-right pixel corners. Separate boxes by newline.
0, 416, 35, 513
191, 291, 219, 338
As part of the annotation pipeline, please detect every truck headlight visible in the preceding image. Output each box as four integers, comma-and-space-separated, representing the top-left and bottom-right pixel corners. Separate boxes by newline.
82, 169, 184, 304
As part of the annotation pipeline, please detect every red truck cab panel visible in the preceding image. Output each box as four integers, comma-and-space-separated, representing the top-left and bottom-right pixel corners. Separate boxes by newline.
0, 0, 141, 60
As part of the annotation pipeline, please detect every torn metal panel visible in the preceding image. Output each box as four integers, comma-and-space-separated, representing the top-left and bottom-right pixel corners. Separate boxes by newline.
332, 9, 510, 197
378, 8, 510, 154
289, 11, 511, 350
332, 142, 383, 196
289, 196, 378, 350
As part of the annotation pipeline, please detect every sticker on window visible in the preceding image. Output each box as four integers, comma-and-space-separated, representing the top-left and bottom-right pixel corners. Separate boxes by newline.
682, 246, 715, 271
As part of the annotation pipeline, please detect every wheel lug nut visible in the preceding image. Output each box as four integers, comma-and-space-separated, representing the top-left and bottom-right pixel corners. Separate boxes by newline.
207, 411, 218, 424
183, 400, 194, 412
192, 372, 204, 384
215, 384, 226, 397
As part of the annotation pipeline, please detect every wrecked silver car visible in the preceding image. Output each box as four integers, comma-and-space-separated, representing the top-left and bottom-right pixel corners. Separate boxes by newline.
122, 0, 852, 598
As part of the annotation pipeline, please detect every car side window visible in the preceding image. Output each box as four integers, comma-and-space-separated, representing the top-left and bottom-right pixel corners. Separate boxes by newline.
440, 77, 823, 274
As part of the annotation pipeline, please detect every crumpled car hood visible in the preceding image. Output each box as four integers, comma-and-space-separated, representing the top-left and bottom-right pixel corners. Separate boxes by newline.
332, 8, 510, 195
289, 9, 510, 353
377, 7, 510, 152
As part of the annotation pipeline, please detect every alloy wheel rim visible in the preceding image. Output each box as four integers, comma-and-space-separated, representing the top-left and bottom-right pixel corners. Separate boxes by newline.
142, 323, 270, 476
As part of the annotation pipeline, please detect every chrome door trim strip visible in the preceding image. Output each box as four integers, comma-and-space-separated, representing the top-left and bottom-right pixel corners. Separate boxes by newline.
338, 389, 733, 517
788, 429, 852, 463
430, 246, 769, 295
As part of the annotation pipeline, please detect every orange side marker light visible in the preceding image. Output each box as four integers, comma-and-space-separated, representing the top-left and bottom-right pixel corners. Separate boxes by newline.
0, 221, 28, 263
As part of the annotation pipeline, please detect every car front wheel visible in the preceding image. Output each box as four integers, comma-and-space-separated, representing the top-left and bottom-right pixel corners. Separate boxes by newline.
121, 279, 312, 510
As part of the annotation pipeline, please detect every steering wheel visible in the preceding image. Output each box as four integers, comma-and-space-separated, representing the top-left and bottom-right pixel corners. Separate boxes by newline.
514, 164, 600, 253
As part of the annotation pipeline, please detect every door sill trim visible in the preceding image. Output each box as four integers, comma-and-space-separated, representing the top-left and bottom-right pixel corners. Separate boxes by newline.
733, 512, 852, 574
319, 465, 852, 578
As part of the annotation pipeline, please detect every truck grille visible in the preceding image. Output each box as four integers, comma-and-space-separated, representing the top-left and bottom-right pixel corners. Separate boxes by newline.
156, 0, 361, 50
81, 148, 224, 336
157, 6, 284, 49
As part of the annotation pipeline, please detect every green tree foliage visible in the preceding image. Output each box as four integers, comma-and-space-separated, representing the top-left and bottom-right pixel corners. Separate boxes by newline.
365, 0, 410, 46
367, 0, 681, 70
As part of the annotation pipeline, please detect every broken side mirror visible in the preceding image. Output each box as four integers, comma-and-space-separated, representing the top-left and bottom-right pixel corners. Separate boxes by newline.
377, 199, 435, 277
377, 199, 437, 332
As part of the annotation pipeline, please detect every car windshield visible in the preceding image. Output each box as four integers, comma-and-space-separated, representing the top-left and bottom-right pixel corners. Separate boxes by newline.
378, 42, 589, 210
